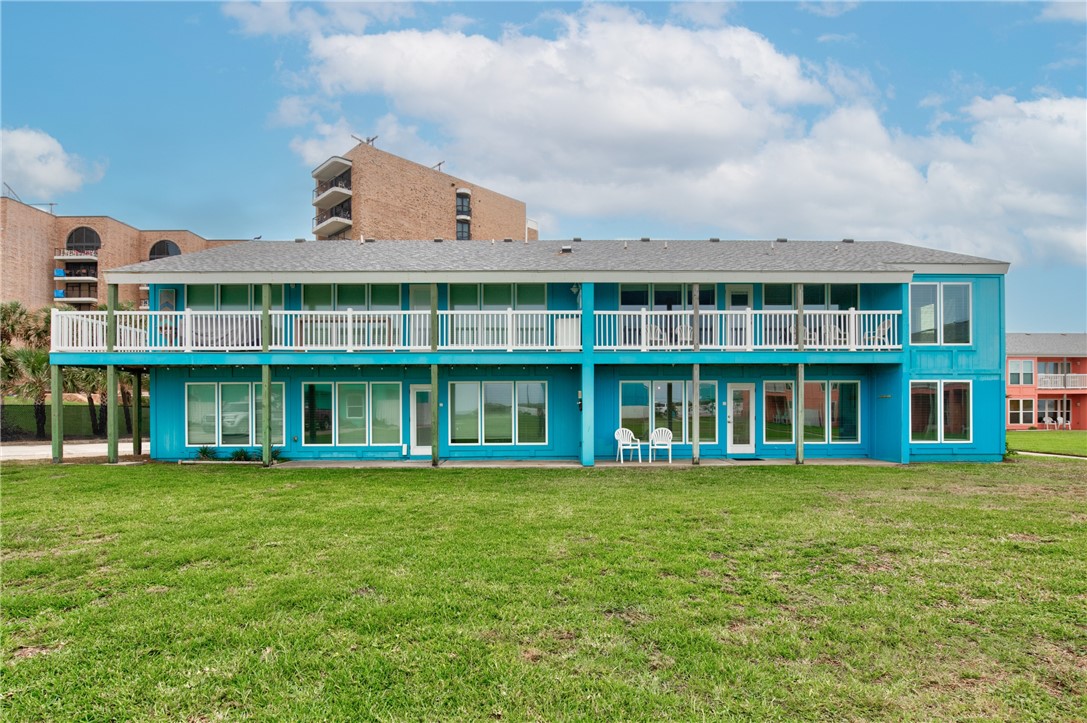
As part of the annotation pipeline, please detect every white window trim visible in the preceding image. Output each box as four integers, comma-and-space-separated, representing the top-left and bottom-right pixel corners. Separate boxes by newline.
448, 380, 549, 446
1008, 359, 1036, 386
303, 283, 403, 311
619, 379, 717, 444
185, 382, 218, 447
303, 381, 403, 447
482, 381, 516, 446
1008, 398, 1035, 425
909, 282, 973, 347
619, 283, 716, 311
686, 380, 719, 445
187, 283, 284, 311
829, 380, 862, 445
368, 381, 403, 447
301, 381, 335, 447
763, 380, 795, 445
185, 381, 285, 447
219, 382, 253, 447
909, 379, 973, 444
335, 382, 369, 446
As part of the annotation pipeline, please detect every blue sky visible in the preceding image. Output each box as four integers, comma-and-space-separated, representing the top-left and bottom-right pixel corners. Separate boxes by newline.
2, 1, 1085, 332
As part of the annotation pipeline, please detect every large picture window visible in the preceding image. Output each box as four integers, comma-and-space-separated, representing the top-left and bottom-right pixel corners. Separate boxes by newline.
620, 380, 717, 444
185, 381, 285, 447
1008, 399, 1034, 425
304, 381, 401, 447
450, 381, 548, 445
830, 382, 860, 443
910, 380, 972, 443
187, 284, 283, 311
763, 382, 794, 443
1037, 399, 1071, 425
910, 282, 972, 345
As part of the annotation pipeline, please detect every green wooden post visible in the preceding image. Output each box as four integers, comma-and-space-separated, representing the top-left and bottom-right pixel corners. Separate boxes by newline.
796, 283, 805, 466
51, 365, 64, 464
430, 283, 439, 467
106, 284, 118, 463
262, 283, 272, 467
431, 364, 439, 467
132, 372, 142, 455
107, 365, 118, 463
692, 283, 700, 466
262, 364, 272, 466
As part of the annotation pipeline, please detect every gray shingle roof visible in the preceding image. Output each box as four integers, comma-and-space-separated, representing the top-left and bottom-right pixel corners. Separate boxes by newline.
110, 238, 1007, 276
1007, 333, 1087, 357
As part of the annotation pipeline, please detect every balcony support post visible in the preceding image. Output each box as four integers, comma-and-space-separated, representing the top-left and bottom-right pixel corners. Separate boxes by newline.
795, 283, 804, 352
692, 283, 700, 466
430, 283, 439, 351
262, 364, 272, 467
506, 308, 514, 352
261, 283, 271, 352
796, 362, 805, 465
51, 364, 64, 464
132, 372, 142, 456
848, 308, 857, 350
580, 283, 595, 467
431, 364, 440, 467
107, 364, 118, 464
106, 284, 117, 352
745, 307, 754, 351
640, 308, 649, 352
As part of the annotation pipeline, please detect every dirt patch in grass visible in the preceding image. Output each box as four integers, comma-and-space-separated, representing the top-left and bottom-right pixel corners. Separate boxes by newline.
604, 608, 654, 625
11, 643, 64, 659
520, 647, 544, 663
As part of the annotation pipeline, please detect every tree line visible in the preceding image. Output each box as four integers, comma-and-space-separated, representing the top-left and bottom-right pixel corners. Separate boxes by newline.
1, 301, 141, 440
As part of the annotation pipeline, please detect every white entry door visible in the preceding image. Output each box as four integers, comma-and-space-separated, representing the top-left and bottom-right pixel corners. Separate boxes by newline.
725, 285, 753, 348
409, 384, 433, 456
726, 383, 755, 455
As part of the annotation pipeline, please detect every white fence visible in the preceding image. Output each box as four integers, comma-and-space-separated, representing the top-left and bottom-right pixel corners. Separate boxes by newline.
52, 309, 582, 353
1038, 373, 1087, 390
593, 309, 901, 351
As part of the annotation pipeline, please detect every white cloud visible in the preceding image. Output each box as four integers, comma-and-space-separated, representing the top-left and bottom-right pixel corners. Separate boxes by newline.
1039, 2, 1087, 23
269, 95, 321, 127
0, 128, 103, 199
799, 2, 859, 19
670, 2, 734, 28
817, 32, 856, 44
230, 4, 1086, 266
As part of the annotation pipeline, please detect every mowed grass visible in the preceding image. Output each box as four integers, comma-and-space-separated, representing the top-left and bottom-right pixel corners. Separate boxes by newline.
1007, 430, 1087, 457
2, 460, 1086, 721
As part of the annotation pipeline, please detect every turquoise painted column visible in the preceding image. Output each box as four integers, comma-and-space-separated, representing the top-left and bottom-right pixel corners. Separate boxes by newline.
898, 282, 912, 464
51, 364, 64, 463
579, 282, 595, 466
132, 372, 142, 456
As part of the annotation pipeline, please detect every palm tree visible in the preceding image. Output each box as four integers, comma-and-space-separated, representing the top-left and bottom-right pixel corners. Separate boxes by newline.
0, 301, 29, 346
20, 307, 52, 350
4, 348, 51, 438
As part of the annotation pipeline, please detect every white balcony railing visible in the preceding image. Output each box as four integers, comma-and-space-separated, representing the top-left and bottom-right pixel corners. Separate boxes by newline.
1038, 373, 1087, 390
593, 309, 901, 351
51, 309, 582, 353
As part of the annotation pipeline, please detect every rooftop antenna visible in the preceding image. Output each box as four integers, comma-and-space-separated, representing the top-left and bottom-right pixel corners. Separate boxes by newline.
432, 161, 445, 172
2, 182, 21, 202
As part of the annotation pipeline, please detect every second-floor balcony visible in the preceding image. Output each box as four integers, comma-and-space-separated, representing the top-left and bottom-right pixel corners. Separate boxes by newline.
313, 203, 352, 237
313, 173, 352, 209
52, 310, 583, 353
1038, 373, 1087, 390
595, 309, 900, 351
52, 308, 901, 355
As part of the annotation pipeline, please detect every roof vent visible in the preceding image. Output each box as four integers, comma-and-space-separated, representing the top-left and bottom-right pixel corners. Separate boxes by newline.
842, 238, 855, 244
776, 237, 788, 243
503, 237, 513, 243
709, 237, 720, 242
559, 245, 573, 255
641, 237, 650, 242
294, 238, 305, 243
433, 238, 443, 243
572, 237, 582, 242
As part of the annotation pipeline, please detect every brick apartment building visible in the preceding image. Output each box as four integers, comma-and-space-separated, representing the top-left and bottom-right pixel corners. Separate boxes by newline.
0, 196, 240, 311
2, 143, 537, 312
311, 141, 538, 242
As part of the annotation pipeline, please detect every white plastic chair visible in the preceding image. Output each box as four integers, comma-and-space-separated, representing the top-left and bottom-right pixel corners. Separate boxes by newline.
648, 428, 673, 463
864, 319, 895, 348
673, 324, 694, 347
1043, 416, 1055, 430
1057, 416, 1072, 430
614, 427, 641, 463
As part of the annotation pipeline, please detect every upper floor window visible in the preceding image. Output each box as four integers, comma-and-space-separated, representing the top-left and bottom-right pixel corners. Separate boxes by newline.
763, 284, 793, 310
187, 284, 283, 311
456, 221, 470, 240
620, 283, 715, 311
802, 284, 859, 311
1008, 360, 1034, 385
910, 380, 972, 443
910, 282, 971, 345
456, 195, 471, 216
449, 284, 546, 310
302, 284, 400, 311
149, 239, 181, 260
1039, 361, 1071, 375
66, 227, 101, 253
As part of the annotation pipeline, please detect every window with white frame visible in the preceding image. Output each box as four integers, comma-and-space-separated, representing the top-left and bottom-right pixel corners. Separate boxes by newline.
910, 282, 972, 345
774, 380, 862, 444
910, 380, 972, 443
1037, 399, 1071, 425
185, 284, 284, 311
619, 284, 715, 311
619, 380, 717, 444
301, 381, 401, 446
301, 284, 401, 311
184, 381, 285, 447
1008, 399, 1035, 425
1038, 361, 1071, 375
1008, 360, 1035, 385
448, 381, 548, 445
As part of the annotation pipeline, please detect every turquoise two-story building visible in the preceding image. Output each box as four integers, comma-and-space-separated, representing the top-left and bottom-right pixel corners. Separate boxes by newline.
49, 238, 1008, 465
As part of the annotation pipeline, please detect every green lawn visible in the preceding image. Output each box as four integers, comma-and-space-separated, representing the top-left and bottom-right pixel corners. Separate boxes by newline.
1007, 430, 1087, 457
2, 460, 1085, 720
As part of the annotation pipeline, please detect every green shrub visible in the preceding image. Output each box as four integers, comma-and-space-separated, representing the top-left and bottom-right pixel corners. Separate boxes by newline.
196, 446, 217, 461
230, 448, 251, 462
